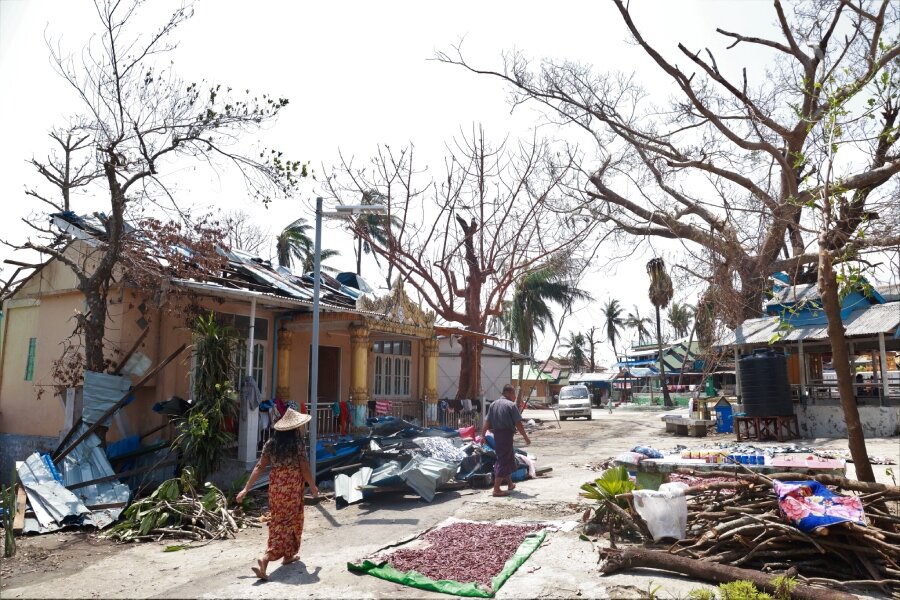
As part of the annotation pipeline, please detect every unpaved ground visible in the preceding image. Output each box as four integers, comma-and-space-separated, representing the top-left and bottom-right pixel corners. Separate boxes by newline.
1, 408, 897, 599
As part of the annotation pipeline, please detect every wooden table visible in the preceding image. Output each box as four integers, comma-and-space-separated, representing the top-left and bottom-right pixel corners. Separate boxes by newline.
734, 415, 799, 442
614, 457, 846, 490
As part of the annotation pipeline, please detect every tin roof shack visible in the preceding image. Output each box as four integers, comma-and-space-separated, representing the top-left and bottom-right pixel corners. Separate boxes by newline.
0, 213, 443, 485
568, 372, 616, 407
437, 336, 525, 403
509, 364, 555, 405
718, 281, 900, 438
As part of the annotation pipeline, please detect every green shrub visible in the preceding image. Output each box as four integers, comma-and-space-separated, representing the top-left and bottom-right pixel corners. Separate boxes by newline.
174, 314, 239, 484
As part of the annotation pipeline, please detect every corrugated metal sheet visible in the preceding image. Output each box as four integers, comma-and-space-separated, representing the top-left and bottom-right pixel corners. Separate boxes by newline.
173, 280, 386, 318
569, 372, 618, 383
766, 283, 819, 308
17, 453, 90, 533
59, 423, 131, 529
719, 302, 900, 347
82, 371, 132, 427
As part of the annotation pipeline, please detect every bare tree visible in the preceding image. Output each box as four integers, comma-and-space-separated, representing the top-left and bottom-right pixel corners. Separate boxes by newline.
326, 127, 596, 399
806, 58, 900, 482
221, 210, 271, 257
438, 0, 900, 328
9, 0, 303, 373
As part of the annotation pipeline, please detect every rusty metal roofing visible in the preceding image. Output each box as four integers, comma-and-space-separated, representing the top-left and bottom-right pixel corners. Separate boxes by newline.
173, 280, 386, 318
719, 302, 900, 347
46, 212, 363, 308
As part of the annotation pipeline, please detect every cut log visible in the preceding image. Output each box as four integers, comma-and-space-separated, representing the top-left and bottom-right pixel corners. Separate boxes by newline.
600, 548, 856, 600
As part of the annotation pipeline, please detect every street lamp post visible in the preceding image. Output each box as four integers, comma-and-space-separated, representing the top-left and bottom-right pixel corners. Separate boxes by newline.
308, 198, 388, 476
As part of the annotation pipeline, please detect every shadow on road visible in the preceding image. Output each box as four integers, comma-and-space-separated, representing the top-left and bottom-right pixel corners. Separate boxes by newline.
251, 562, 322, 585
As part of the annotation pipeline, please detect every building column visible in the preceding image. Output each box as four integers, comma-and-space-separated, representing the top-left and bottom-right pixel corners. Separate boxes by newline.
349, 324, 370, 429
422, 337, 439, 425
734, 347, 742, 399
276, 328, 292, 399
238, 298, 259, 466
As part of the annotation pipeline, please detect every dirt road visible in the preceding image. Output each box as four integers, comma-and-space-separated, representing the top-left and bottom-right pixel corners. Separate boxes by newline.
2, 408, 896, 599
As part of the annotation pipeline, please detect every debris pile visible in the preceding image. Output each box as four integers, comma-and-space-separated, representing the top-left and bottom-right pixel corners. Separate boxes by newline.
104, 470, 257, 543
609, 469, 900, 595
320, 416, 546, 505
669, 471, 900, 591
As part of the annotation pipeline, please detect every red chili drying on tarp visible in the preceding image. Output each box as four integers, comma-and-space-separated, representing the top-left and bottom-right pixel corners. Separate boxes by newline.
383, 522, 544, 590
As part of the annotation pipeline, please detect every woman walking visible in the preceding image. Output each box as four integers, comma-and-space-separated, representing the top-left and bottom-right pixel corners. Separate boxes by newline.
236, 408, 318, 580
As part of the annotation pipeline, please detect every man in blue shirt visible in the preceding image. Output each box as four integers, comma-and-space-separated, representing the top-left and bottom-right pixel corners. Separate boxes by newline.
482, 384, 531, 497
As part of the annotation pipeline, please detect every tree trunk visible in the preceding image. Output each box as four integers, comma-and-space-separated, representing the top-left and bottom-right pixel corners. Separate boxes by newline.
82, 286, 109, 373
600, 548, 855, 600
588, 328, 596, 372
356, 236, 362, 275
817, 249, 875, 482
656, 306, 673, 407
677, 319, 697, 389
457, 335, 482, 400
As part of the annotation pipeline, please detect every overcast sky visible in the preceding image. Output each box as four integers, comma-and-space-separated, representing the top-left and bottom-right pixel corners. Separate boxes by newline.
1, 0, 791, 365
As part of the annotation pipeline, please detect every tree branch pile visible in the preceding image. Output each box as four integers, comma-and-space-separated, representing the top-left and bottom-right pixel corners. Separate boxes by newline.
104, 472, 258, 544
616, 471, 900, 594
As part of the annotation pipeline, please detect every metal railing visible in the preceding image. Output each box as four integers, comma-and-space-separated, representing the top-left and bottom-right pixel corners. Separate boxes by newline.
255, 398, 489, 457
793, 383, 900, 406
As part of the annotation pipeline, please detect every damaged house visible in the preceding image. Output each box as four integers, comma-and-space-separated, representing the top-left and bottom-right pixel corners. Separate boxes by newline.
0, 213, 448, 492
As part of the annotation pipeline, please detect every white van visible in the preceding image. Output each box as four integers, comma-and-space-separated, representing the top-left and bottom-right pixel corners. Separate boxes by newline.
558, 384, 592, 421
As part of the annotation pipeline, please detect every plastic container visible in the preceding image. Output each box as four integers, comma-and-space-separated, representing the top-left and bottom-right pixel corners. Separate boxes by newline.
739, 349, 793, 417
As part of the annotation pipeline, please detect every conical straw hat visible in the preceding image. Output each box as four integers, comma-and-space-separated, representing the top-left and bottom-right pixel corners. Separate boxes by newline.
273, 407, 312, 431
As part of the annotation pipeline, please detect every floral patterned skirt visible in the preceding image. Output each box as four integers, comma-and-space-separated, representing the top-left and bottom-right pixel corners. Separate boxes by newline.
265, 465, 306, 560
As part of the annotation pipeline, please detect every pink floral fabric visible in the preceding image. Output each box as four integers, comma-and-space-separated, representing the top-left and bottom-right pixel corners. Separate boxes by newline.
773, 480, 865, 533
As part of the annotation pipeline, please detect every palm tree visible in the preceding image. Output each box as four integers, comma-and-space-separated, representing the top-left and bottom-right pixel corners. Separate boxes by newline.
667, 302, 694, 339
601, 299, 625, 363
275, 218, 340, 273
507, 264, 590, 395
625, 305, 652, 346
647, 258, 674, 407
350, 190, 400, 279
585, 326, 600, 372
561, 331, 587, 373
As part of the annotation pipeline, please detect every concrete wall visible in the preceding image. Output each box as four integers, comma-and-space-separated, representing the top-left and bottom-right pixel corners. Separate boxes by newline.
797, 405, 900, 438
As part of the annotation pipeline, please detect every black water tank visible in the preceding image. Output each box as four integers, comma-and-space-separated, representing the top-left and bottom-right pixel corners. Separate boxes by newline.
739, 349, 793, 417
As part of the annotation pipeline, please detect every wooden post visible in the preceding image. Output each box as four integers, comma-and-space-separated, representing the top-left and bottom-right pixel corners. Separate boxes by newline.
878, 332, 889, 404
799, 339, 807, 401
53, 344, 188, 463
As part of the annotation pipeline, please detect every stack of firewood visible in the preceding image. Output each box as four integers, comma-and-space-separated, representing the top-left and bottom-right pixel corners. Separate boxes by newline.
609, 470, 900, 596
673, 471, 899, 592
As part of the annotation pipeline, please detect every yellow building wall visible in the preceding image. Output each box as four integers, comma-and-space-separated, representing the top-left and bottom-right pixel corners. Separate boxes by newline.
1, 273, 279, 440
281, 328, 424, 407
0, 302, 58, 436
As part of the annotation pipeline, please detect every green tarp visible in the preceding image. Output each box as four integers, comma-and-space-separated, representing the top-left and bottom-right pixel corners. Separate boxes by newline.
347, 529, 547, 597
